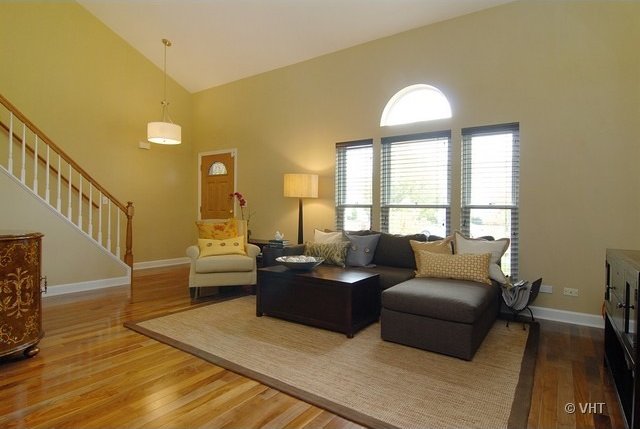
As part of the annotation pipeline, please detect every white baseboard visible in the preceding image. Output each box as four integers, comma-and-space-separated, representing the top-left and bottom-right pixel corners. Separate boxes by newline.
133, 257, 190, 270
529, 305, 604, 329
43, 276, 130, 297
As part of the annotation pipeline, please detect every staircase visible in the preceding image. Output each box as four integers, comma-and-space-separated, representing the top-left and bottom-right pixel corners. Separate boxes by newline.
0, 94, 133, 273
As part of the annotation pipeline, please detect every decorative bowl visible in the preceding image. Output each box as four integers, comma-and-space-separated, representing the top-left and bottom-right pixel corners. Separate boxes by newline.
276, 255, 324, 271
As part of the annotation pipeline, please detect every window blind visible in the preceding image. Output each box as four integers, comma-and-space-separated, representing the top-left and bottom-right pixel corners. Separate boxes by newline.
462, 123, 519, 279
381, 131, 451, 236
335, 139, 373, 231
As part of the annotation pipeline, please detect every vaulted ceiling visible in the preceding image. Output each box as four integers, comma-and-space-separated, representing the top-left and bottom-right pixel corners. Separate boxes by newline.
79, 0, 511, 93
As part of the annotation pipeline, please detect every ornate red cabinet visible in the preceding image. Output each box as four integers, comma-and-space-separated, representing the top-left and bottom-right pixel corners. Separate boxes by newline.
0, 231, 45, 359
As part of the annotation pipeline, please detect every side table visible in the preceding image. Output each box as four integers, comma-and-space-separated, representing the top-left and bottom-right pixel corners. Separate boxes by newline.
261, 244, 305, 267
248, 239, 270, 267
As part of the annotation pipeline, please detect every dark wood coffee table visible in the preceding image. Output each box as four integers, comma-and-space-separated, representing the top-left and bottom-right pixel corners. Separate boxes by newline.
256, 265, 380, 337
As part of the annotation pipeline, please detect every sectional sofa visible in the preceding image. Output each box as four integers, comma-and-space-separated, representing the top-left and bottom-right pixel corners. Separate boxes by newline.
290, 230, 506, 360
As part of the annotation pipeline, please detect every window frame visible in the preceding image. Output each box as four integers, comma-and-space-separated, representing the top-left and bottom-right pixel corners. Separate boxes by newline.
380, 130, 452, 236
335, 139, 374, 231
461, 122, 520, 279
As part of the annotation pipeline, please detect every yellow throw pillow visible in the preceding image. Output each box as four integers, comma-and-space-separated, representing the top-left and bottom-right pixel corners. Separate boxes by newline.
198, 235, 246, 257
410, 238, 453, 273
196, 218, 238, 239
415, 251, 491, 285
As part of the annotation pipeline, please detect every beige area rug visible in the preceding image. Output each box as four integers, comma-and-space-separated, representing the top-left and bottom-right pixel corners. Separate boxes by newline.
125, 296, 538, 429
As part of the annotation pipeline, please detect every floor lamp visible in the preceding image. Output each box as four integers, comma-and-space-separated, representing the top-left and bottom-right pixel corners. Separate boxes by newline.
284, 173, 319, 244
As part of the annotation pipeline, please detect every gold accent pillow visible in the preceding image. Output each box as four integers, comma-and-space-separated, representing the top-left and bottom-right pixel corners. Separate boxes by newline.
410, 238, 452, 273
196, 218, 238, 240
415, 251, 491, 285
198, 235, 246, 257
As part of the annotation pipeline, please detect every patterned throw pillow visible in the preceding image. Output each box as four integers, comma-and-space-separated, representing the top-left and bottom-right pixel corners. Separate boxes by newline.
410, 238, 453, 273
415, 251, 491, 285
304, 242, 349, 267
453, 231, 509, 284
198, 235, 246, 257
196, 219, 238, 240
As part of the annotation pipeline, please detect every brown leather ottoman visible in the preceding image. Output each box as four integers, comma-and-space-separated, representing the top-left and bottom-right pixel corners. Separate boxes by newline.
380, 278, 500, 360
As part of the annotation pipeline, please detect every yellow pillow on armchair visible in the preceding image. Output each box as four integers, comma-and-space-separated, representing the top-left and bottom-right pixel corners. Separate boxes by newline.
196, 218, 238, 239
198, 236, 246, 257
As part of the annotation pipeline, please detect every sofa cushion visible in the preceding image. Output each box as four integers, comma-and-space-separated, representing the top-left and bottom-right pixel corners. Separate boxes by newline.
357, 265, 415, 290
453, 232, 509, 284
195, 254, 254, 273
373, 232, 427, 269
313, 229, 345, 244
345, 233, 381, 267
382, 278, 499, 324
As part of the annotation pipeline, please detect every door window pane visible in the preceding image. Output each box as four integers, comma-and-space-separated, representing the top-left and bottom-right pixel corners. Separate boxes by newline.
208, 161, 227, 176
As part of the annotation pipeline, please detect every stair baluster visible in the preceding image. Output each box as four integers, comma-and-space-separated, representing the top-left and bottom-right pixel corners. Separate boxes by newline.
0, 93, 134, 270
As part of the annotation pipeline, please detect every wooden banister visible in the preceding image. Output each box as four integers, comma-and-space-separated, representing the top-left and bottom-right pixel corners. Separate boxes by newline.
125, 202, 134, 267
0, 120, 100, 210
0, 94, 126, 213
0, 93, 133, 268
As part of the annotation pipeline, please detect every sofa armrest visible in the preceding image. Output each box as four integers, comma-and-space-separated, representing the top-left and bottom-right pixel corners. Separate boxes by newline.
186, 245, 200, 260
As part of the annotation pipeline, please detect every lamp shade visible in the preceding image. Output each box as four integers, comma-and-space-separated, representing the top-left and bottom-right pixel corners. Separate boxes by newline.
284, 174, 318, 198
147, 121, 181, 145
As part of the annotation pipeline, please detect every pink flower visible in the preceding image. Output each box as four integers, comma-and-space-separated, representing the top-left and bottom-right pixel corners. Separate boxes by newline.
230, 192, 251, 222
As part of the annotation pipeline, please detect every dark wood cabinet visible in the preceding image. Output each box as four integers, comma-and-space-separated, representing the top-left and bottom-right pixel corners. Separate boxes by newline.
0, 231, 45, 359
604, 249, 639, 429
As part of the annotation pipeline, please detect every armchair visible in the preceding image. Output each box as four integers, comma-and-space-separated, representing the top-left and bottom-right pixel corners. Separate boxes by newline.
186, 219, 260, 299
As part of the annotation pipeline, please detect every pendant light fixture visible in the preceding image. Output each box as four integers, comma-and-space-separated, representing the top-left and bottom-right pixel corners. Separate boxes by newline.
147, 38, 181, 145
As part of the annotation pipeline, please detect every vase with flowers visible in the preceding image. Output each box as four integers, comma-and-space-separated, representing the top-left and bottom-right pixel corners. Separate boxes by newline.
229, 192, 254, 237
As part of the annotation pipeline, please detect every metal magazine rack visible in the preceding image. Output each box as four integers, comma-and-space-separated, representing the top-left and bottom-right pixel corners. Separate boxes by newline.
502, 278, 543, 329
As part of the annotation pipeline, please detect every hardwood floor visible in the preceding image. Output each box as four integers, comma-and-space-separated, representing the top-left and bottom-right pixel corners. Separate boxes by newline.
0, 265, 624, 429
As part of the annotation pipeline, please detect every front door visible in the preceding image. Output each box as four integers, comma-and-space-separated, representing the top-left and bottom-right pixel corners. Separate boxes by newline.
200, 152, 235, 219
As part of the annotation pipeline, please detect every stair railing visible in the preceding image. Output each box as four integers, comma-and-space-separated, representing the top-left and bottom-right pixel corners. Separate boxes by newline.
0, 94, 133, 267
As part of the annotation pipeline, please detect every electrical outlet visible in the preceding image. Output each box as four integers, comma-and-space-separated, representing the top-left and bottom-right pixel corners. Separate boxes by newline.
540, 284, 553, 294
563, 287, 579, 297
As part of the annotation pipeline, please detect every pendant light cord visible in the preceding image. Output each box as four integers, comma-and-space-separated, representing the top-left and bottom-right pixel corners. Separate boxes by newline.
161, 38, 172, 123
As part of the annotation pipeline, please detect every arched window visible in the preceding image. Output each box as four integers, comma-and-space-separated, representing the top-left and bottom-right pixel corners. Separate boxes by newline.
208, 161, 227, 175
380, 84, 452, 126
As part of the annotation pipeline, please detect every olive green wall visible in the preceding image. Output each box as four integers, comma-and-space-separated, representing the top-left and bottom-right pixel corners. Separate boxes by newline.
192, 1, 640, 315
0, 2, 196, 269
